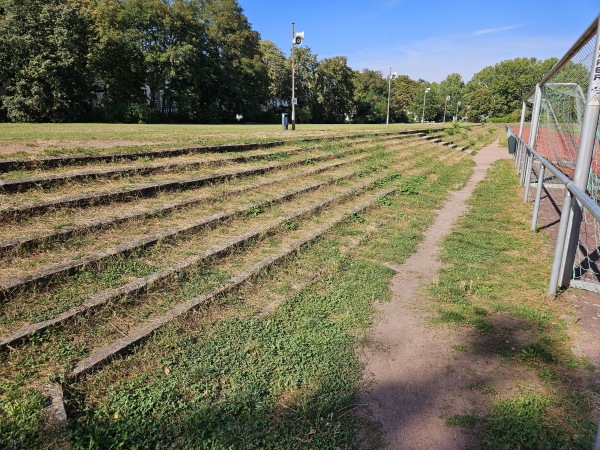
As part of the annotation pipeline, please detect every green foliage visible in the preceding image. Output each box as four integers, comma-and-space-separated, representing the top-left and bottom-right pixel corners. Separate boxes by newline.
466, 57, 558, 116
0, 0, 562, 124
352, 69, 387, 124
0, 385, 48, 449
314, 56, 355, 123
445, 122, 461, 135
0, 0, 92, 122
482, 393, 593, 449
69, 260, 394, 449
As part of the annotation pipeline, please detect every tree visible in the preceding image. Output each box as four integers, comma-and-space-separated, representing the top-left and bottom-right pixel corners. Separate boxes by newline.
195, 0, 268, 122
412, 81, 443, 123
259, 40, 289, 110
352, 69, 387, 123
390, 75, 418, 123
314, 56, 354, 123
466, 57, 558, 116
289, 46, 319, 122
0, 0, 92, 122
86, 0, 148, 120
465, 87, 494, 122
439, 73, 465, 121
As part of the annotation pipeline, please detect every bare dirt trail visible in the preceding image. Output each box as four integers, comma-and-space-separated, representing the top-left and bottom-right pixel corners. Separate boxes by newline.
359, 140, 513, 449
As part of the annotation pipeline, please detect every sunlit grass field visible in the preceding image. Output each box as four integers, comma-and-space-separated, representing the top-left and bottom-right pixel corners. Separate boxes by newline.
0, 123, 448, 158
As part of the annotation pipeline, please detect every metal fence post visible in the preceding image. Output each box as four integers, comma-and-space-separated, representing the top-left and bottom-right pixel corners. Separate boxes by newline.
531, 164, 545, 231
522, 85, 543, 189
549, 191, 573, 296
515, 102, 527, 168
558, 18, 600, 289
518, 101, 527, 139
524, 154, 534, 202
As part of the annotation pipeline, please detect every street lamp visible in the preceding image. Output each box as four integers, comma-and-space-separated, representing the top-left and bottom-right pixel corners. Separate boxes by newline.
421, 87, 430, 123
443, 95, 450, 123
466, 105, 471, 122
455, 101, 461, 122
386, 68, 397, 127
291, 23, 304, 131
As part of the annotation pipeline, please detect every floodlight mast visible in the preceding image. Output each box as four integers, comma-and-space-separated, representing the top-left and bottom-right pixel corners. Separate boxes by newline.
291, 23, 296, 130
290, 24, 304, 130
386, 68, 397, 127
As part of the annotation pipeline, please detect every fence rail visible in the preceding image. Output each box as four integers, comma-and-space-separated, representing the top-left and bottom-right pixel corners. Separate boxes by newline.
512, 14, 600, 296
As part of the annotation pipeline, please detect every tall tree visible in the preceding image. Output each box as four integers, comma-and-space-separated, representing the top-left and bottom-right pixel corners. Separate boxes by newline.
390, 74, 418, 123
260, 40, 288, 105
195, 0, 268, 122
314, 56, 354, 123
0, 0, 92, 122
352, 69, 387, 124
289, 46, 319, 122
439, 73, 465, 121
467, 57, 558, 115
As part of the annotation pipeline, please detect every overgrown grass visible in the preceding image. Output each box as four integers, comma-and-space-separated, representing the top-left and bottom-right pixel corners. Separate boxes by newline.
0, 123, 446, 158
59, 154, 473, 449
0, 138, 472, 449
431, 160, 597, 448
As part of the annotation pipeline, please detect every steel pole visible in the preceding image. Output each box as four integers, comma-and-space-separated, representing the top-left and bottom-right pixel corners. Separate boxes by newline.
291, 23, 296, 131
421, 89, 428, 123
518, 101, 527, 139
524, 153, 534, 202
549, 192, 573, 296
522, 85, 542, 186
386, 67, 392, 127
531, 163, 545, 231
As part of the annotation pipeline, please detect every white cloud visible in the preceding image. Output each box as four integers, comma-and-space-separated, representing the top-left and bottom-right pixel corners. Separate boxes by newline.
473, 24, 524, 36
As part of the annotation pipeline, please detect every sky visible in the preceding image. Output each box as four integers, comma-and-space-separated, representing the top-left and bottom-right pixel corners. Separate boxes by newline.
241, 0, 599, 83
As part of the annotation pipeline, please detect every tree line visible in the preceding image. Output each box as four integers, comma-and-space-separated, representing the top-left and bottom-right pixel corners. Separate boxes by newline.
0, 0, 558, 124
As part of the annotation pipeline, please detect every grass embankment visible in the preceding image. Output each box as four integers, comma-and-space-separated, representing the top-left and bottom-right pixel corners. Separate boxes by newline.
0, 122, 448, 158
431, 160, 597, 448
0, 124, 499, 449
62, 154, 473, 449
0, 155, 471, 449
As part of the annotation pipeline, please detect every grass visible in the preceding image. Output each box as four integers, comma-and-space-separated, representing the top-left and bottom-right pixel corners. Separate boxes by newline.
58, 150, 472, 449
0, 122, 450, 158
0, 125, 491, 449
429, 159, 597, 448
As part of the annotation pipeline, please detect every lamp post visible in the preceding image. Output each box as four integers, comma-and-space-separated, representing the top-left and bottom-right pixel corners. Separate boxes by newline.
386, 68, 397, 127
443, 95, 450, 123
421, 87, 430, 123
290, 24, 304, 130
291, 23, 296, 130
455, 101, 461, 122
466, 105, 471, 122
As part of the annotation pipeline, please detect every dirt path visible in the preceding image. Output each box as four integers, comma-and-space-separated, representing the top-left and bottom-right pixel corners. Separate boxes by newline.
359, 140, 513, 449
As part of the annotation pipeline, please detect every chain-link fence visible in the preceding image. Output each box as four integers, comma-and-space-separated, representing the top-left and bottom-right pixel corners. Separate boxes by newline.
515, 15, 600, 294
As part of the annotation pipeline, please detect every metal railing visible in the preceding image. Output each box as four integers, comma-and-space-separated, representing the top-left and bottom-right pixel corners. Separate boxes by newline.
512, 14, 600, 296
508, 127, 600, 295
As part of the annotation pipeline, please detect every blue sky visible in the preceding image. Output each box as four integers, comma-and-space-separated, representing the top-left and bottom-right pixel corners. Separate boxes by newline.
241, 0, 599, 83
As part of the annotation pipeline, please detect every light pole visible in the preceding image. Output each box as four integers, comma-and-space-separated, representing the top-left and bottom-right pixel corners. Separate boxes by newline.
466, 105, 471, 122
443, 95, 450, 123
421, 87, 430, 123
290, 24, 304, 130
455, 101, 461, 122
291, 23, 296, 130
386, 68, 397, 127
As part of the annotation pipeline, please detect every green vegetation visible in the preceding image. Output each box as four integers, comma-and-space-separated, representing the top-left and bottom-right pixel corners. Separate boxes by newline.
63, 155, 474, 449
430, 160, 597, 448
0, 0, 555, 124
0, 132, 478, 448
